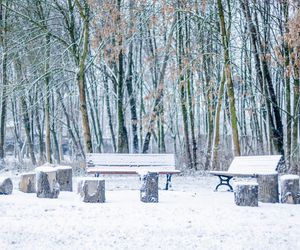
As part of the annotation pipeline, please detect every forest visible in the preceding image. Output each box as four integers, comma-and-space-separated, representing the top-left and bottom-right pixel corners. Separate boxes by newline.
0, 0, 299, 173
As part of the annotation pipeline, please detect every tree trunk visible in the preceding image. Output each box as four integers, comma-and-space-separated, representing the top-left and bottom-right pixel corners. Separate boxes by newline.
177, 9, 193, 168
0, 1, 8, 161
75, 0, 93, 154
283, 1, 291, 170
103, 73, 117, 152
56, 89, 85, 158
126, 0, 139, 153
211, 70, 226, 170
217, 0, 241, 156
45, 33, 52, 163
116, 0, 129, 153
291, 69, 299, 172
21, 97, 37, 165
13, 57, 37, 166
35, 91, 45, 163
117, 49, 129, 153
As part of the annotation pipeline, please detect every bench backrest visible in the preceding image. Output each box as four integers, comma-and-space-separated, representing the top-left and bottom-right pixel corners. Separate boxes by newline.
86, 153, 175, 168
227, 155, 282, 175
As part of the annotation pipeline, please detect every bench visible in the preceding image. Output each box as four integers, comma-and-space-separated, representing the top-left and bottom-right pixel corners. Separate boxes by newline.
86, 153, 180, 190
210, 155, 282, 191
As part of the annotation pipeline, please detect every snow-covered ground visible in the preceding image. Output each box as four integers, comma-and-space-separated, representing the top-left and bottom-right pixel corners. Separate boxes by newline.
0, 172, 300, 250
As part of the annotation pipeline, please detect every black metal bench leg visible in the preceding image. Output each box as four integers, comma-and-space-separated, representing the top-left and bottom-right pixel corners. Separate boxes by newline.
214, 176, 233, 192
165, 174, 172, 190
95, 173, 100, 177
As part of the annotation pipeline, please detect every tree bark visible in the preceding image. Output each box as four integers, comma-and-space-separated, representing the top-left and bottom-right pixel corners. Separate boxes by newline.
211, 70, 226, 170
0, 1, 8, 161
115, 0, 129, 153
74, 0, 93, 154
217, 0, 241, 156
126, 0, 139, 153
177, 9, 193, 168
45, 33, 52, 163
103, 72, 117, 152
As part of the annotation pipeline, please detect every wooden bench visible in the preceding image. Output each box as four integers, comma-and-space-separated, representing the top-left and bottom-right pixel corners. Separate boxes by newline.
210, 155, 282, 191
86, 153, 180, 190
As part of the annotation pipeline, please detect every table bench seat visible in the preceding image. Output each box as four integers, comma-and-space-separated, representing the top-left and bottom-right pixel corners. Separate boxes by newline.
210, 155, 282, 191
86, 153, 180, 190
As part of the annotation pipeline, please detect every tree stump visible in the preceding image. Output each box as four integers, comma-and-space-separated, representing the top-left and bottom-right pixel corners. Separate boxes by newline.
19, 172, 36, 193
140, 172, 159, 203
56, 166, 73, 191
0, 177, 13, 195
234, 181, 258, 207
280, 175, 300, 204
257, 173, 279, 203
35, 166, 60, 199
78, 178, 105, 203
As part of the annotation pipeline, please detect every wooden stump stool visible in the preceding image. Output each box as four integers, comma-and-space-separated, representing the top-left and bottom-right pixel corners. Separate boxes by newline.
78, 178, 105, 203
257, 173, 279, 203
280, 175, 300, 204
0, 177, 13, 195
140, 172, 159, 203
56, 166, 73, 191
19, 172, 36, 193
35, 166, 60, 199
234, 181, 258, 207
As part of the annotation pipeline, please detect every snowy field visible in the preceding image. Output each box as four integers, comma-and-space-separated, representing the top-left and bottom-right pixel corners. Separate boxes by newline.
0, 172, 300, 250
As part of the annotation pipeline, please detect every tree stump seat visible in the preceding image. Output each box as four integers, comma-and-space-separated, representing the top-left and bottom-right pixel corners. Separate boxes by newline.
257, 173, 279, 203
19, 172, 36, 193
56, 166, 73, 192
35, 166, 60, 199
0, 177, 13, 195
140, 172, 159, 203
280, 175, 300, 204
78, 177, 105, 203
234, 180, 258, 207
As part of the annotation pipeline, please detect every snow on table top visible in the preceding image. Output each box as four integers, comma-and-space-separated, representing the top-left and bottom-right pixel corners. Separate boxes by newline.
86, 153, 175, 166
280, 174, 300, 180
34, 166, 57, 173
77, 177, 105, 182
55, 165, 72, 170
233, 181, 258, 186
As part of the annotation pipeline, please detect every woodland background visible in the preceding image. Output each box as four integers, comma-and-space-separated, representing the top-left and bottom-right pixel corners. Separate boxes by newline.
0, 0, 299, 173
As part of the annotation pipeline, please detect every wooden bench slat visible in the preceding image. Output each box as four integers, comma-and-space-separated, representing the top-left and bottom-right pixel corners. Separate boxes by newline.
86, 153, 175, 166
87, 167, 180, 175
